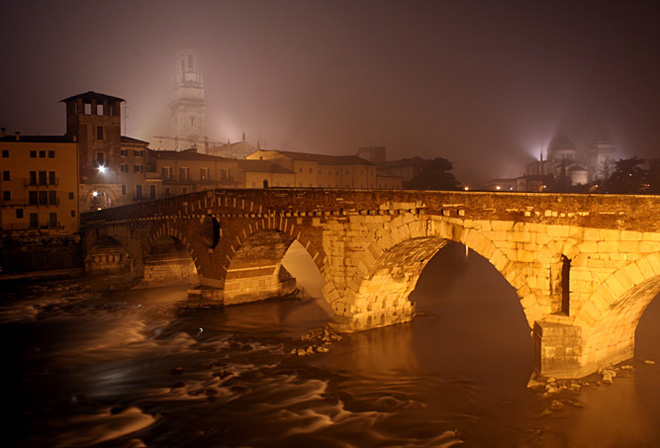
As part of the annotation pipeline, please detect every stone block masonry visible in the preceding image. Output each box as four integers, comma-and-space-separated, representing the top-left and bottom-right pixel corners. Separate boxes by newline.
81, 189, 660, 379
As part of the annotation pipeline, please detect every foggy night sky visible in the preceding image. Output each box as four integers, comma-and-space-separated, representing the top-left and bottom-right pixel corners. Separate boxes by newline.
1, 0, 659, 181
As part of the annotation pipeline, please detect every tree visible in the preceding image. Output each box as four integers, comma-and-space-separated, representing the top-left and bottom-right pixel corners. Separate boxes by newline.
404, 157, 460, 190
600, 157, 647, 194
645, 158, 660, 194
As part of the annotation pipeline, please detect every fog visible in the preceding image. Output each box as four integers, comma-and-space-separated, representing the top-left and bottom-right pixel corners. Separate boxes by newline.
2, 0, 659, 181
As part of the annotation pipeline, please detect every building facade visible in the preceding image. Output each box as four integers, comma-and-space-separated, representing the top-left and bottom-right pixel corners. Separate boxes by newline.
61, 91, 125, 211
246, 149, 402, 189
0, 131, 80, 236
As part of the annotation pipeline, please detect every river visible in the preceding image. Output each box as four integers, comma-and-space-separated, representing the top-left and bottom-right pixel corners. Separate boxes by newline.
2, 241, 660, 447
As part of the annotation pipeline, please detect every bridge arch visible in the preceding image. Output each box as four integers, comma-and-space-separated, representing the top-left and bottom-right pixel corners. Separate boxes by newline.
85, 235, 131, 274
142, 233, 199, 286
146, 225, 202, 275
335, 215, 545, 331
574, 251, 660, 369
222, 216, 326, 305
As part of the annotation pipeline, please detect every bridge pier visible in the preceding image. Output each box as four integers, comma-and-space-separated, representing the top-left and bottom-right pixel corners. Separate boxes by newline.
81, 189, 660, 379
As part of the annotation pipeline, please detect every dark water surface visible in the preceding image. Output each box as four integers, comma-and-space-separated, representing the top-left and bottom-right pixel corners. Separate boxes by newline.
3, 243, 660, 447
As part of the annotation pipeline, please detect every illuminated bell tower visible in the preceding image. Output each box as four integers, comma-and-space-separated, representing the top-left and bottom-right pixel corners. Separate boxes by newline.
170, 49, 206, 150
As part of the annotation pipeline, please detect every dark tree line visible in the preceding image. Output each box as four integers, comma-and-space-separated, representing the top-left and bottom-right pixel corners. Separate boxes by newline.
596, 157, 660, 194
403, 157, 461, 190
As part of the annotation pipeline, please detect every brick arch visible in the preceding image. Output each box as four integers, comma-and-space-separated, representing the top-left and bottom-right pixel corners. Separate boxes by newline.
146, 224, 202, 274
337, 215, 542, 331
222, 219, 325, 304
573, 251, 660, 369
85, 234, 132, 274
142, 226, 200, 284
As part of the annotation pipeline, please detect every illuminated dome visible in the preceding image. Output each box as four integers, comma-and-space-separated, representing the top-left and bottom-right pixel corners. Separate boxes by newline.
547, 130, 576, 162
548, 131, 576, 152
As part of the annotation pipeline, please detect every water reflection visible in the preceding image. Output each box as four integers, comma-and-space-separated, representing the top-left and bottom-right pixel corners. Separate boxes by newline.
3, 241, 660, 446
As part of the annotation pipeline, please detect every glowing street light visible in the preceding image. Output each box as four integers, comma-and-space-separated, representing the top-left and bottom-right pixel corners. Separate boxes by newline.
98, 165, 107, 174
464, 186, 469, 191
496, 185, 501, 191
92, 191, 98, 197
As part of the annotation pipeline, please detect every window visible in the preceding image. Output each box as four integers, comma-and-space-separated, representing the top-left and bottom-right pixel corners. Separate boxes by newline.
97, 126, 104, 140
39, 150, 45, 158
29, 191, 37, 205
162, 167, 172, 179
121, 185, 127, 195
49, 213, 57, 228
68, 192, 74, 200
2, 191, 10, 201
120, 164, 128, 172
2, 171, 9, 181
121, 150, 128, 156
38, 171, 47, 185
30, 150, 36, 158
16, 209, 23, 219
97, 104, 104, 116
84, 103, 92, 114
48, 191, 57, 205
1, 150, 8, 157
298, 167, 302, 173
29, 213, 38, 228
48, 150, 54, 158
200, 167, 209, 180
179, 167, 189, 180
164, 187, 170, 196
133, 164, 143, 173
150, 185, 156, 199
221, 169, 230, 181
133, 150, 143, 157
309, 168, 313, 174
97, 153, 104, 166
135, 185, 143, 199
182, 187, 188, 194
29, 171, 36, 185
48, 171, 56, 185
71, 210, 76, 218
39, 191, 48, 205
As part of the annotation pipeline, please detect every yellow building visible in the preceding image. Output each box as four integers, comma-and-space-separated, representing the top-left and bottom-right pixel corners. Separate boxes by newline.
237, 159, 296, 188
147, 148, 241, 197
246, 149, 401, 189
0, 131, 80, 236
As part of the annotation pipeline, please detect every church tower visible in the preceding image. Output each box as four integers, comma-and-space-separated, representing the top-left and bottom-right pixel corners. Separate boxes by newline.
170, 49, 206, 150
588, 131, 616, 182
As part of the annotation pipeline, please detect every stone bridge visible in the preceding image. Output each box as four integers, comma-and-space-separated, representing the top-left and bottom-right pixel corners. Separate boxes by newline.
80, 188, 660, 378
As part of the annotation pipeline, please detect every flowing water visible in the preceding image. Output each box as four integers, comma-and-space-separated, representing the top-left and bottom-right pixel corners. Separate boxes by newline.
3, 242, 660, 447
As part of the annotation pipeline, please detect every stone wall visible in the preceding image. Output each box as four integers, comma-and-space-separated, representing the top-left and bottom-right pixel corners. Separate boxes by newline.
81, 188, 660, 378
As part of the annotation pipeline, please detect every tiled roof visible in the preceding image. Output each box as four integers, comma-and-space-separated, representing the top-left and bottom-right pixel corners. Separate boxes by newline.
60, 91, 125, 103
121, 136, 150, 145
238, 159, 295, 174
273, 150, 374, 166
148, 148, 234, 162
